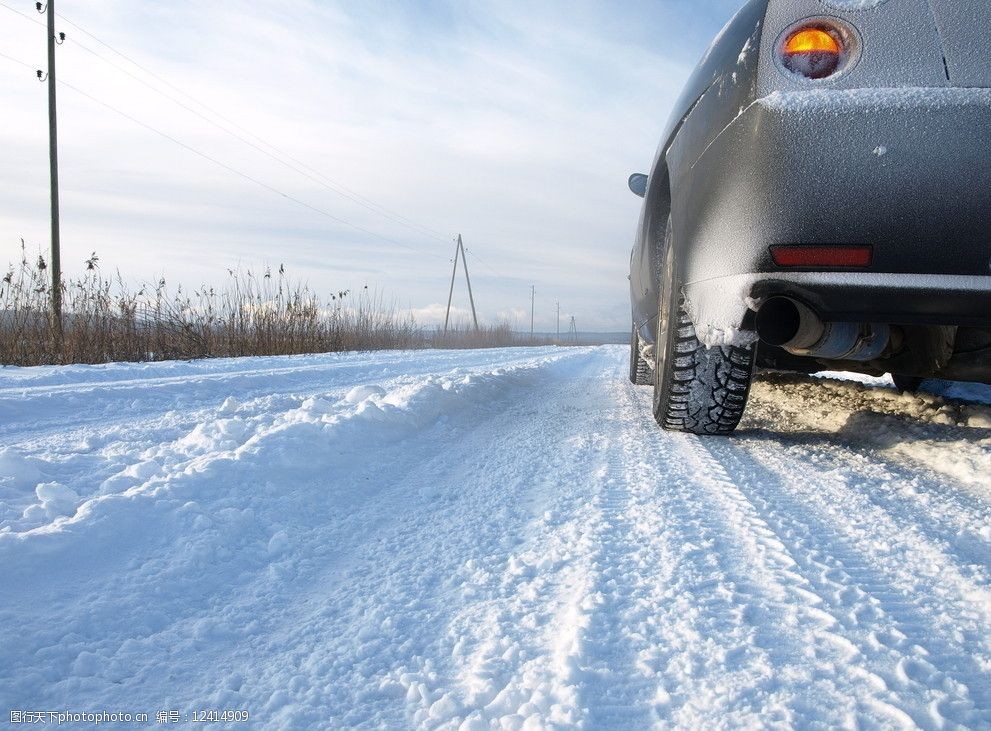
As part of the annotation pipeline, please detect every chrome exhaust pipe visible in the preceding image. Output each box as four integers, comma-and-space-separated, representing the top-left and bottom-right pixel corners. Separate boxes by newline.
755, 297, 890, 362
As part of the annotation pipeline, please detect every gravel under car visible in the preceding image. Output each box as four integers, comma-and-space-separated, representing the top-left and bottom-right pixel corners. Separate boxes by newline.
628, 0, 991, 435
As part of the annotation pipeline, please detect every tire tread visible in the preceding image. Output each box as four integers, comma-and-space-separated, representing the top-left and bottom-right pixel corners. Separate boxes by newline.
656, 299, 755, 435
629, 325, 653, 386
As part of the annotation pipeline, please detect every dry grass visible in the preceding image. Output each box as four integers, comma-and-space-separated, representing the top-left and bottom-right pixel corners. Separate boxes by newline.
1, 243, 545, 366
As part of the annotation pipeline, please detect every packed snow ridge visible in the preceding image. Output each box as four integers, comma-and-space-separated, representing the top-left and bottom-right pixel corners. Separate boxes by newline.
1, 346, 990, 728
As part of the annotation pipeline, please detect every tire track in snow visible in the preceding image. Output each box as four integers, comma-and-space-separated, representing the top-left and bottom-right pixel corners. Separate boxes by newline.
745, 376, 991, 648
569, 420, 664, 729
412, 370, 621, 728
744, 376, 991, 574
612, 386, 842, 727
745, 428, 991, 582
576, 381, 818, 727
422, 457, 605, 728
418, 357, 991, 729
244, 350, 620, 728
689, 435, 991, 727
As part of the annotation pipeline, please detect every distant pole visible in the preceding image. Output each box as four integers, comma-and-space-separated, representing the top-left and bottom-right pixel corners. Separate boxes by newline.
556, 301, 560, 339
569, 316, 578, 344
458, 235, 479, 331
443, 237, 460, 335
43, 0, 63, 344
530, 286, 535, 339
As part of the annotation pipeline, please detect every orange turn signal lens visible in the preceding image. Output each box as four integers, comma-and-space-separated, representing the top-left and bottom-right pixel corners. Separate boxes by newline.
784, 28, 841, 56
781, 26, 844, 79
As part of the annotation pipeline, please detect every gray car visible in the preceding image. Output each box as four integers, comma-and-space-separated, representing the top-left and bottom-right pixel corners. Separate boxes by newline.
628, 0, 991, 435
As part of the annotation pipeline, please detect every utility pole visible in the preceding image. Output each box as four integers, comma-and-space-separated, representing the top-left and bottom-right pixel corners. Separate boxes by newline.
443, 234, 479, 334
443, 237, 459, 335
530, 286, 535, 339
40, 0, 63, 344
458, 235, 478, 331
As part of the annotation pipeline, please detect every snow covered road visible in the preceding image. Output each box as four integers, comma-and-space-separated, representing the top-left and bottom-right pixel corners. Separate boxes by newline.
1, 346, 990, 729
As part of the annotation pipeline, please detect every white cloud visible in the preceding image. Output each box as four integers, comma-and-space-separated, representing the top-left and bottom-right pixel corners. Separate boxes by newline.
408, 303, 473, 327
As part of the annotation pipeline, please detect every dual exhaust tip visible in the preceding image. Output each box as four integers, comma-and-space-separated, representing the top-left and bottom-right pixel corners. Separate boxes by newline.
755, 297, 891, 362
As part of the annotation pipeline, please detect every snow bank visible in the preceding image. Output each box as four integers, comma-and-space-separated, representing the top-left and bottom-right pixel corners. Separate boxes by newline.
0, 347, 589, 727
755, 372, 991, 494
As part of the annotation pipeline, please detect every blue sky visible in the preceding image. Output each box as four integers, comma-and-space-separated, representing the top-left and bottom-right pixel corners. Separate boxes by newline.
0, 0, 742, 330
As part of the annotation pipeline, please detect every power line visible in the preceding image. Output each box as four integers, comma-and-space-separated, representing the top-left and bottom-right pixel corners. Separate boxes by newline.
69, 32, 450, 245
57, 79, 442, 259
53, 9, 453, 244
460, 246, 503, 279
3, 0, 451, 246
2, 2, 521, 285
0, 0, 43, 27
0, 51, 443, 260
0, 49, 38, 72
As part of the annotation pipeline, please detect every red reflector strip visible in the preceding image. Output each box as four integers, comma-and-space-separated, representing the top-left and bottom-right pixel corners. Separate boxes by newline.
770, 245, 873, 268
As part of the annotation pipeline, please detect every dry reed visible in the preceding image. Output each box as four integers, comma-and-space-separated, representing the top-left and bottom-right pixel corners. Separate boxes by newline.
1, 243, 545, 366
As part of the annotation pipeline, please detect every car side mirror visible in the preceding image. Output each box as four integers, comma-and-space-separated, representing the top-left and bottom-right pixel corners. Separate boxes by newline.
628, 173, 648, 198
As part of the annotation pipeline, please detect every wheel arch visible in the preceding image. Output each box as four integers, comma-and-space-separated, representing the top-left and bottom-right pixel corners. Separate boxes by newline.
632, 162, 673, 346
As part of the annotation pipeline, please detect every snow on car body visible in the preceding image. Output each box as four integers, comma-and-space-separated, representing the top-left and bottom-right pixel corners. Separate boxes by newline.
628, 0, 991, 434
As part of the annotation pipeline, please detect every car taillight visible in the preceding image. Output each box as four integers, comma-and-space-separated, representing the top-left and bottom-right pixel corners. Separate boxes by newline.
778, 23, 847, 79
770, 245, 873, 268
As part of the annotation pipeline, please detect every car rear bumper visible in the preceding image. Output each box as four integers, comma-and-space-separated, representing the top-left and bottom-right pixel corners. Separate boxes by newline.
672, 87, 991, 341
676, 87, 991, 282
685, 271, 991, 334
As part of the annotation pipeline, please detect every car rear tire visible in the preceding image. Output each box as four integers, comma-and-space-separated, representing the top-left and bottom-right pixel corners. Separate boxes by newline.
629, 324, 652, 385
652, 217, 756, 435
